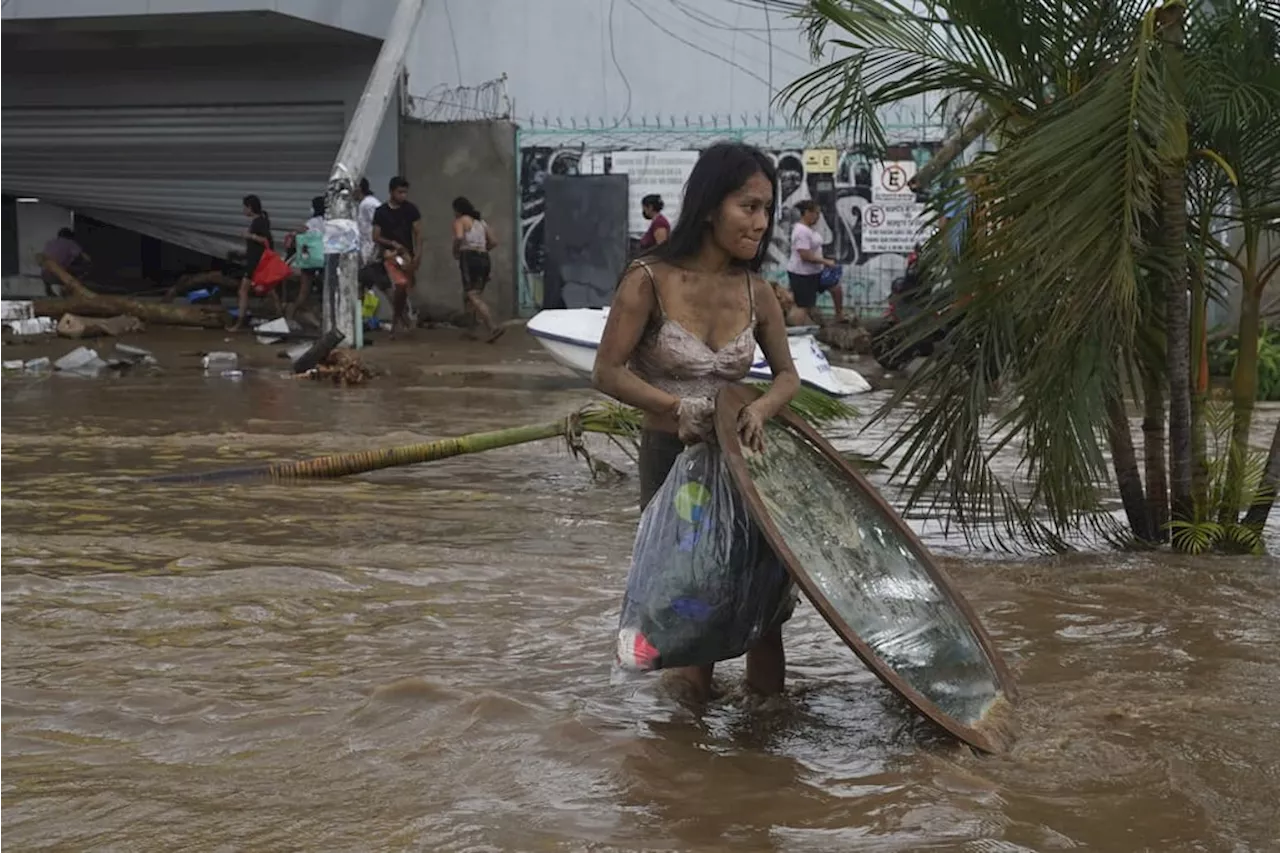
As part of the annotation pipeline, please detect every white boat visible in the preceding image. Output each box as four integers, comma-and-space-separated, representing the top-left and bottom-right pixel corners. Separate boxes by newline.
526, 308, 872, 398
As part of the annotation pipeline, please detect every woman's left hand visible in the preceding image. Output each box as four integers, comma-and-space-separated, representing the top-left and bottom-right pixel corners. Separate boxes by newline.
737, 401, 769, 453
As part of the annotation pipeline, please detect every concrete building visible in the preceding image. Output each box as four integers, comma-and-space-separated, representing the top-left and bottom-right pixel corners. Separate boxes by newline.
1, 2, 399, 270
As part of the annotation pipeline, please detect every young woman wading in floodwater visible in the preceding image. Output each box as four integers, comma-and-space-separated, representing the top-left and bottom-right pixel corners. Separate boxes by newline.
593, 142, 801, 700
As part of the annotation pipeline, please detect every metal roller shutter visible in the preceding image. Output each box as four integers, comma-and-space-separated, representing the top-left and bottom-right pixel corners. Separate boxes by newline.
1, 102, 346, 258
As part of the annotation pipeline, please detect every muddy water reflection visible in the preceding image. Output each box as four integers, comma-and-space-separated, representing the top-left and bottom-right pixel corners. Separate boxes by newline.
4, 351, 1280, 851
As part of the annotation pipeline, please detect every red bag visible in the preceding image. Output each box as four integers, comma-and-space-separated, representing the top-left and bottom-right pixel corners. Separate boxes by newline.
384, 255, 410, 289
251, 248, 292, 294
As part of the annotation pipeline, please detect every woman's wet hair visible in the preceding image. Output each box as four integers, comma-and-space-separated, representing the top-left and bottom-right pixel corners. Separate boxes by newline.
642, 194, 664, 212
452, 196, 482, 219
311, 196, 326, 218
648, 141, 776, 271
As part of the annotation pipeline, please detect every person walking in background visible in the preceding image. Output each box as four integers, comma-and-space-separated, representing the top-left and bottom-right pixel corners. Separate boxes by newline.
452, 196, 503, 343
637, 194, 670, 252
227, 194, 276, 332
285, 195, 327, 325
356, 177, 381, 265
786, 200, 844, 325
371, 176, 421, 337
40, 227, 91, 293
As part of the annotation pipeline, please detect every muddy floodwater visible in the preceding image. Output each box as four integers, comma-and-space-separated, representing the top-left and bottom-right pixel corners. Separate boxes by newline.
3, 331, 1280, 852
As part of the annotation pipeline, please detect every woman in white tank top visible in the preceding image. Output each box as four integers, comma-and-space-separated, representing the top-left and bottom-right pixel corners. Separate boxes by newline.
452, 196, 503, 342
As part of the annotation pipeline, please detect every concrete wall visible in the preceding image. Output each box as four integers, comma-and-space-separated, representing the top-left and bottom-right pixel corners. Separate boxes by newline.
399, 120, 518, 322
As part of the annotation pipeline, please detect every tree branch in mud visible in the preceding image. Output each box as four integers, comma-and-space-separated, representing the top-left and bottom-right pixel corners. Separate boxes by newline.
39, 259, 229, 329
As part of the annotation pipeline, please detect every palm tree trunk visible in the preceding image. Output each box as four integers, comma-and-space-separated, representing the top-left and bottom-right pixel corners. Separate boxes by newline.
1243, 419, 1280, 530
1222, 267, 1262, 524
1106, 392, 1155, 544
1190, 261, 1210, 509
1141, 371, 1171, 541
909, 109, 995, 193
1157, 3, 1194, 538
148, 420, 575, 484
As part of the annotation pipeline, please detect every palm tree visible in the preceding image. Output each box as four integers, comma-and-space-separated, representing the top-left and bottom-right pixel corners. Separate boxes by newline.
782, 0, 1280, 550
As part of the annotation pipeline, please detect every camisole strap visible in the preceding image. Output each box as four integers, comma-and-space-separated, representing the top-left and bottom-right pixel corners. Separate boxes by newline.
633, 260, 666, 318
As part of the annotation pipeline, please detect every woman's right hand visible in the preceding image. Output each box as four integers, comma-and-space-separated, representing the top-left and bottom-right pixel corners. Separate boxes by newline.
676, 397, 715, 445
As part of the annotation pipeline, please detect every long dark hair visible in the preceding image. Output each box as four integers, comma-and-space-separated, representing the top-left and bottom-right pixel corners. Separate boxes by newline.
648, 141, 776, 271
243, 194, 269, 227
452, 196, 482, 220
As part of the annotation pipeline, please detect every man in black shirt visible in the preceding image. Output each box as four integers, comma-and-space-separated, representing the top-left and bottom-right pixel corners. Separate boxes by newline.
370, 175, 422, 335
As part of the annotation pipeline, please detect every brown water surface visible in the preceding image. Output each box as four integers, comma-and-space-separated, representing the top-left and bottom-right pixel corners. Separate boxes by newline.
3, 331, 1279, 851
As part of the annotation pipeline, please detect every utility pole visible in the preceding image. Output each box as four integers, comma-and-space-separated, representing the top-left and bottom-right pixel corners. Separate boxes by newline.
323, 0, 427, 349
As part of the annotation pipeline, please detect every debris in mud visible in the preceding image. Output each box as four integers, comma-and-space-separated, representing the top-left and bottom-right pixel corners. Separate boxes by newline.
3, 356, 52, 373
202, 351, 239, 371
1, 297, 56, 333
106, 344, 157, 369
309, 349, 374, 386
817, 322, 873, 354
1, 300, 35, 322
53, 346, 109, 377
5, 316, 56, 337
57, 313, 144, 339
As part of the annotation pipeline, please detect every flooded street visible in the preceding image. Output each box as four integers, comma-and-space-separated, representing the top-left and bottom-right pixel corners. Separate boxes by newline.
4, 331, 1280, 852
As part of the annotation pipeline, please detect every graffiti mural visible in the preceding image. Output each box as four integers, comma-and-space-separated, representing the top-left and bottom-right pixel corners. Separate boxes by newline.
518, 143, 940, 316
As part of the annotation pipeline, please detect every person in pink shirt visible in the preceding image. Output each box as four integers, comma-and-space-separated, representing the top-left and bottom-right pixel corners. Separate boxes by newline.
40, 228, 91, 292
785, 200, 844, 324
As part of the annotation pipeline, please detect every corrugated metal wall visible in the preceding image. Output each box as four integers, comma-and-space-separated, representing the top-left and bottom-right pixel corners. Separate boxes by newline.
2, 103, 346, 258
0, 38, 392, 261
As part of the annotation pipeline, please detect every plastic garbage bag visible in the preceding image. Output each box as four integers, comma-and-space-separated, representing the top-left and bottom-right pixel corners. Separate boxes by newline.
615, 443, 794, 672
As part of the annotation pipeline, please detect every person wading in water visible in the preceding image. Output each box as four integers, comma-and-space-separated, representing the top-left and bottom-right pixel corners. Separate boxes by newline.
593, 141, 801, 701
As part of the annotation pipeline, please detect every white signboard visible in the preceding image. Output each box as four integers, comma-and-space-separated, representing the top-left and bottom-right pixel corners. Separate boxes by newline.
864, 159, 927, 253
587, 151, 699, 235
872, 160, 918, 203
862, 202, 928, 254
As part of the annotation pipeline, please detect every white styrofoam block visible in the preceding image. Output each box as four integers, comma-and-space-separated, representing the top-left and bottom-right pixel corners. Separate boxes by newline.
1, 300, 35, 322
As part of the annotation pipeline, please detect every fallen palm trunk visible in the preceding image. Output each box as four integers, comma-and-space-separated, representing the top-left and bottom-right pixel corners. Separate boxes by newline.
40, 260, 229, 329
144, 414, 600, 484
140, 388, 856, 486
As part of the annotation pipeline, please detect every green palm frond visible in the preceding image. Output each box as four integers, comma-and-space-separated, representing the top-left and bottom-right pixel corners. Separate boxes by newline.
869, 15, 1178, 548
580, 385, 858, 442
781, 0, 1154, 146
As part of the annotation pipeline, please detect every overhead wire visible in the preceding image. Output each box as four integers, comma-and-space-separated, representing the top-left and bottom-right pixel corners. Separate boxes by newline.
608, 0, 635, 126
622, 0, 774, 88
442, 0, 464, 86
